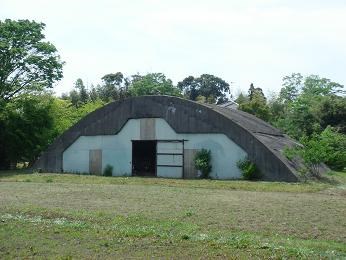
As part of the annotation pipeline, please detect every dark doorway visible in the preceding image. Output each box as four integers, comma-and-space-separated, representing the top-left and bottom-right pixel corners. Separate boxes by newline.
132, 141, 156, 176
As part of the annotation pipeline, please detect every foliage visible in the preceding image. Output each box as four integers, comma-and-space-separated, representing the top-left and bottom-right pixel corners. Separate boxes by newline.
98, 72, 130, 102
318, 95, 346, 134
194, 149, 212, 179
129, 73, 181, 97
0, 19, 63, 101
272, 74, 345, 139
317, 127, 345, 170
0, 19, 64, 169
177, 76, 199, 100
235, 92, 248, 105
0, 94, 56, 167
50, 98, 104, 137
236, 158, 261, 180
178, 74, 230, 104
238, 84, 270, 121
285, 127, 346, 177
0, 92, 104, 169
103, 165, 113, 177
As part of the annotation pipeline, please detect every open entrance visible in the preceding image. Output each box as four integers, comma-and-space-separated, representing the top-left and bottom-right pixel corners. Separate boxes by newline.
132, 140, 156, 176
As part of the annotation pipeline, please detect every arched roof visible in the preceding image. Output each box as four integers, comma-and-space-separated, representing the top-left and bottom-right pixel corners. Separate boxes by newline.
34, 95, 301, 181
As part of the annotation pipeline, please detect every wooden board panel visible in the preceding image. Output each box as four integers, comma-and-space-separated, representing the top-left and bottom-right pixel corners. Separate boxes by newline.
183, 149, 198, 179
89, 149, 102, 175
157, 166, 183, 178
156, 140, 183, 178
140, 118, 156, 140
157, 142, 183, 154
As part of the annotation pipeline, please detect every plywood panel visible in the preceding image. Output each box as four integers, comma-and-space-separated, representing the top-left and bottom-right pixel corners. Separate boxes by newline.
157, 142, 183, 154
89, 149, 102, 175
157, 166, 183, 178
140, 118, 155, 140
184, 149, 198, 179
157, 154, 183, 166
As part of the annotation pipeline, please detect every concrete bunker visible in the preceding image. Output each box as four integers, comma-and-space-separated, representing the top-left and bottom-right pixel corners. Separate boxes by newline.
34, 95, 302, 181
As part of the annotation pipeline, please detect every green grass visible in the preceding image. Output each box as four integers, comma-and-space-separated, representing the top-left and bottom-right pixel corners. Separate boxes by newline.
0, 171, 345, 258
1, 170, 344, 193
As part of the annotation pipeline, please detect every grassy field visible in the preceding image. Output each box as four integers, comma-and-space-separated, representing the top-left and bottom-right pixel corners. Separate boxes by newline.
0, 171, 345, 258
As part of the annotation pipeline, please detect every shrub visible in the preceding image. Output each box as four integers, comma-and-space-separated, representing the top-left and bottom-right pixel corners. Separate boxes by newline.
236, 158, 261, 180
103, 164, 113, 177
319, 126, 346, 171
285, 126, 346, 178
194, 149, 212, 179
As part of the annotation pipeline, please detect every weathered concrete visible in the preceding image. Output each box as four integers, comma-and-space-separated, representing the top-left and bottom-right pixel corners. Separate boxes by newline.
34, 95, 302, 181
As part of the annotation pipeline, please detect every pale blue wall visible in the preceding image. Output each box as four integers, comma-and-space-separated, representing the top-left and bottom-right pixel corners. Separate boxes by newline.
63, 118, 247, 179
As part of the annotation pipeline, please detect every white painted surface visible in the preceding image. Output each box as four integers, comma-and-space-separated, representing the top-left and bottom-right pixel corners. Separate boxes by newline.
63, 118, 247, 179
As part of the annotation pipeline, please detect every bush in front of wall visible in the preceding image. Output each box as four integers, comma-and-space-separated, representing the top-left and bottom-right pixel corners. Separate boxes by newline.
103, 164, 113, 177
236, 157, 261, 180
194, 149, 212, 179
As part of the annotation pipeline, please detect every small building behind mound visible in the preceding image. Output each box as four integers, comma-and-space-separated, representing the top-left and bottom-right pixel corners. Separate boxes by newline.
34, 96, 302, 181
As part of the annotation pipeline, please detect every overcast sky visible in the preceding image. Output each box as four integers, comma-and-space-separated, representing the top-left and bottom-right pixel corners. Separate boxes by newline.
1, 0, 346, 96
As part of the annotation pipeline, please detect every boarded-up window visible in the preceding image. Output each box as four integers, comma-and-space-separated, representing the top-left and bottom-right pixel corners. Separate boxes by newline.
89, 149, 102, 175
140, 118, 156, 140
183, 149, 198, 179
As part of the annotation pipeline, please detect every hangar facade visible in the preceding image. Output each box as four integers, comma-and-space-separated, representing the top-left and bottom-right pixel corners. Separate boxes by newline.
34, 96, 301, 181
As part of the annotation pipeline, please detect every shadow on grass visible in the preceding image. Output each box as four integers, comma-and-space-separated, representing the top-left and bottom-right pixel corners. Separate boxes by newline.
0, 169, 32, 178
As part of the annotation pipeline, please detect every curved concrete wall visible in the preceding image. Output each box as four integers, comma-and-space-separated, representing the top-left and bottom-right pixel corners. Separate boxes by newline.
34, 95, 300, 181
63, 118, 247, 179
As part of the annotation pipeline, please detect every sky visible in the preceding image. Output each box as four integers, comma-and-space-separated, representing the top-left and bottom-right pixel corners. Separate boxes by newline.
1, 0, 346, 97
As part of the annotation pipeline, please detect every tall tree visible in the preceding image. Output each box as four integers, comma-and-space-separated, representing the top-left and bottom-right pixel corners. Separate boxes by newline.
272, 74, 345, 139
129, 73, 181, 96
178, 74, 230, 104
0, 19, 64, 101
177, 76, 199, 101
239, 83, 270, 121
74, 78, 89, 104
89, 85, 99, 102
0, 19, 63, 169
279, 73, 303, 103
0, 94, 56, 168
98, 72, 126, 102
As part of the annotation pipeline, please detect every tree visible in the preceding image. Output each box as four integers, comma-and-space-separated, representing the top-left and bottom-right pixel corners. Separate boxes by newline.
0, 94, 56, 168
177, 76, 199, 101
285, 127, 346, 177
197, 74, 230, 104
89, 85, 99, 102
0, 19, 64, 101
239, 84, 270, 121
302, 75, 344, 96
235, 92, 248, 105
248, 83, 256, 100
272, 74, 345, 139
69, 89, 80, 108
74, 78, 89, 104
101, 72, 124, 86
178, 74, 230, 104
318, 95, 346, 134
0, 19, 64, 169
279, 73, 303, 103
97, 72, 127, 102
129, 73, 181, 97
